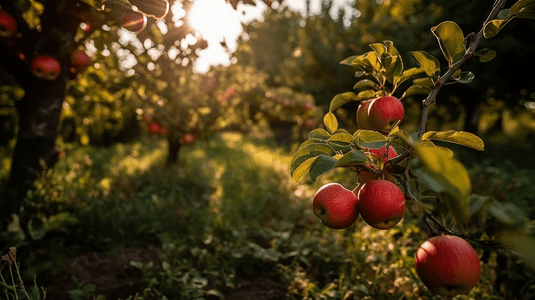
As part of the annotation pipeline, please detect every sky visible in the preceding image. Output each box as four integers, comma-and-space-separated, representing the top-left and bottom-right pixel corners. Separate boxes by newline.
184, 0, 354, 73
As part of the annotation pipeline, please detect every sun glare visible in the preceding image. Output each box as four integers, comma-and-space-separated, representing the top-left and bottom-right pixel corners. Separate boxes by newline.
187, 0, 242, 41
171, 0, 265, 73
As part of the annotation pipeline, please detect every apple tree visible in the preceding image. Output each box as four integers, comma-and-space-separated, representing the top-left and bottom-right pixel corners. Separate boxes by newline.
290, 0, 535, 297
0, 0, 272, 218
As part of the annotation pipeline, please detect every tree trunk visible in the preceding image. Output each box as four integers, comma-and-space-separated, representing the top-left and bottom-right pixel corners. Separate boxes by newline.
166, 136, 182, 167
463, 98, 481, 134
1, 76, 68, 216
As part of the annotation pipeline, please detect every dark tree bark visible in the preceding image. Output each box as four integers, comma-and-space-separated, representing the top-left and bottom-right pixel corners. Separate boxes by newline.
166, 136, 182, 167
0, 0, 81, 219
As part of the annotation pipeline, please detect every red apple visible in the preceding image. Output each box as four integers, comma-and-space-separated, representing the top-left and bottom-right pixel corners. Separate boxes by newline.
366, 145, 398, 164
181, 133, 196, 145
313, 183, 359, 229
148, 123, 162, 135
31, 55, 61, 81
357, 179, 405, 229
415, 235, 481, 296
70, 49, 91, 70
120, 10, 147, 33
357, 96, 404, 131
128, 0, 169, 19
0, 10, 17, 37
356, 145, 398, 184
305, 119, 314, 128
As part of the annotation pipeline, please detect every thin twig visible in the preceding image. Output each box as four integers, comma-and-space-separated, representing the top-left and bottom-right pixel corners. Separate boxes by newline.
417, 0, 509, 138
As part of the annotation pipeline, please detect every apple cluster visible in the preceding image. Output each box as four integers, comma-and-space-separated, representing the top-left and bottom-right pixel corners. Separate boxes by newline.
1, 9, 91, 81
311, 94, 481, 296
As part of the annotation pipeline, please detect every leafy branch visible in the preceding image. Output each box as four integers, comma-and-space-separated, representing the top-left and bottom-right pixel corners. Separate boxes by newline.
417, 0, 509, 138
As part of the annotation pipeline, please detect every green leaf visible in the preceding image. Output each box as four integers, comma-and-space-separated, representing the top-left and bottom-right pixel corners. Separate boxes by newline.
335, 150, 370, 167
328, 132, 354, 144
329, 92, 359, 111
414, 144, 471, 226
395, 67, 425, 87
401, 85, 432, 99
483, 19, 512, 38
422, 130, 485, 151
413, 77, 435, 87
497, 8, 511, 19
486, 201, 526, 228
369, 43, 387, 59
384, 40, 400, 56
385, 55, 404, 85
28, 217, 46, 240
340, 55, 358, 66
290, 143, 335, 176
353, 130, 387, 149
500, 234, 535, 269
309, 155, 338, 182
510, 0, 535, 16
308, 129, 331, 141
475, 48, 497, 62
292, 157, 316, 182
353, 79, 378, 91
390, 128, 414, 147
431, 21, 466, 65
453, 71, 475, 84
410, 51, 440, 77
323, 112, 338, 133
346, 51, 381, 73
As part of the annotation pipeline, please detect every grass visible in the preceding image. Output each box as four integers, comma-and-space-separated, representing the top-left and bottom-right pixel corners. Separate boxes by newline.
1, 129, 534, 299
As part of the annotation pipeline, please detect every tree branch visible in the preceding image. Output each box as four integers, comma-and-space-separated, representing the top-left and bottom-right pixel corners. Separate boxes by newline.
417, 0, 509, 137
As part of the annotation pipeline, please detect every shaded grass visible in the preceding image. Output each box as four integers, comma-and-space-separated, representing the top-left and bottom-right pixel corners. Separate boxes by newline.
2, 130, 532, 299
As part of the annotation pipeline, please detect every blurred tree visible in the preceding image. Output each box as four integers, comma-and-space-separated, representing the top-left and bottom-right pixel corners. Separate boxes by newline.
0, 0, 260, 219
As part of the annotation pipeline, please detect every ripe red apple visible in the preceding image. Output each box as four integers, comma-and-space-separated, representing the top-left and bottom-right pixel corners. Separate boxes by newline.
31, 55, 61, 81
0, 10, 17, 37
357, 96, 404, 131
128, 0, 169, 19
313, 183, 359, 229
147, 123, 162, 135
415, 235, 481, 296
366, 145, 398, 164
356, 99, 373, 129
305, 119, 314, 128
357, 179, 405, 229
120, 10, 147, 33
181, 133, 196, 145
356, 145, 398, 184
70, 49, 91, 70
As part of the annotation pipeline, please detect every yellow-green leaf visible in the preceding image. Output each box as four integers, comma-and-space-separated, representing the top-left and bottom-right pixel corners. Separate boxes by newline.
290, 143, 335, 176
410, 51, 440, 77
483, 19, 512, 38
292, 156, 318, 182
308, 128, 331, 141
415, 144, 471, 225
329, 92, 359, 111
353, 130, 387, 149
431, 21, 466, 64
422, 130, 484, 151
335, 150, 370, 167
328, 132, 354, 144
309, 155, 338, 182
323, 112, 338, 134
